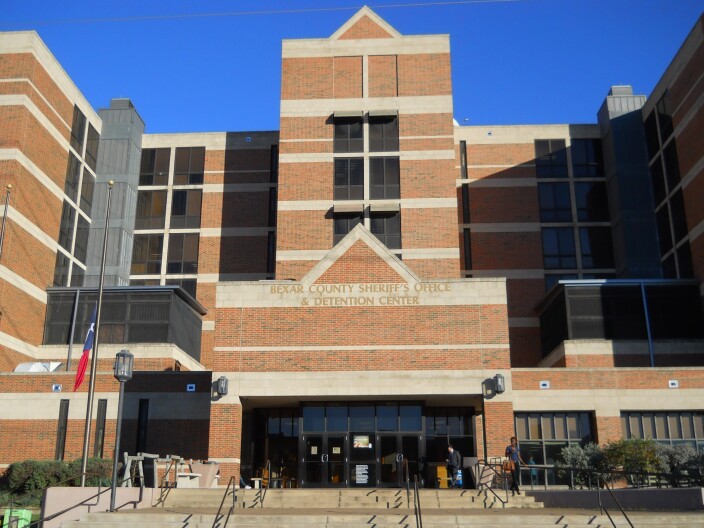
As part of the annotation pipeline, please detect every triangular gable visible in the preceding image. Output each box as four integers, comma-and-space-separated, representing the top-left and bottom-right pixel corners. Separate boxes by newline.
301, 224, 418, 286
331, 6, 402, 40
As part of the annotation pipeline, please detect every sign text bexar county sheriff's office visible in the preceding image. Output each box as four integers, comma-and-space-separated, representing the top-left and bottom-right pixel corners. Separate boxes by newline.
270, 283, 451, 306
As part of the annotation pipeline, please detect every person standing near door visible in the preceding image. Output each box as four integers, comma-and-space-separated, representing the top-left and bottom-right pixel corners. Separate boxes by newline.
446, 445, 462, 488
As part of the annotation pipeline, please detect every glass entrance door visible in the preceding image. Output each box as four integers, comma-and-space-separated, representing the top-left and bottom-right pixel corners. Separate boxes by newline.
378, 434, 422, 487
301, 435, 347, 487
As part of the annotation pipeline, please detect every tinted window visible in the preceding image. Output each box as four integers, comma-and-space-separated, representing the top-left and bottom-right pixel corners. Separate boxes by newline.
575, 182, 609, 222
334, 158, 364, 200
541, 227, 576, 269
369, 116, 399, 152
334, 118, 363, 153
538, 182, 571, 222
579, 227, 614, 269
369, 157, 400, 199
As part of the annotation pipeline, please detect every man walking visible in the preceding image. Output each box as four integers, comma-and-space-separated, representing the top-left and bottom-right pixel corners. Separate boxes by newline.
446, 444, 462, 488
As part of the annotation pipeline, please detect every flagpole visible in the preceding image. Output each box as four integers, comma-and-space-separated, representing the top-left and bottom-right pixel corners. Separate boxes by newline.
80, 181, 113, 487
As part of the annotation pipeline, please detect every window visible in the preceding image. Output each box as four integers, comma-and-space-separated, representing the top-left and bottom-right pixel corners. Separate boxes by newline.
174, 147, 205, 185
139, 148, 170, 186
579, 227, 614, 269
334, 158, 363, 200
170, 190, 202, 229
85, 124, 100, 172
94, 399, 107, 458
333, 118, 363, 153
515, 412, 593, 485
650, 158, 666, 206
55, 399, 70, 461
622, 412, 704, 452
58, 201, 75, 252
167, 233, 199, 274
535, 139, 568, 178
334, 214, 362, 244
131, 234, 163, 274
656, 92, 674, 141
165, 278, 197, 298
70, 106, 86, 155
369, 116, 399, 152
80, 172, 95, 215
677, 242, 693, 278
669, 190, 688, 243
53, 251, 70, 287
544, 273, 577, 291
571, 139, 604, 178
663, 140, 680, 192
656, 205, 673, 257
64, 152, 81, 203
371, 212, 401, 249
135, 190, 167, 229
71, 265, 84, 287
370, 157, 400, 199
74, 216, 90, 263
463, 229, 472, 271
541, 227, 576, 269
575, 182, 609, 222
644, 111, 660, 161
538, 183, 571, 222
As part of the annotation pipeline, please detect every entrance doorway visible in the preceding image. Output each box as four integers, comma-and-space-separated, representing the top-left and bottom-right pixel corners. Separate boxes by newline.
301, 434, 347, 487
378, 435, 422, 487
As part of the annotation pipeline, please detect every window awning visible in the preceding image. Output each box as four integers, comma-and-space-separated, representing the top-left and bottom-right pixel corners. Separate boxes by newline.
333, 202, 365, 214
333, 110, 364, 118
369, 202, 400, 213
368, 109, 398, 117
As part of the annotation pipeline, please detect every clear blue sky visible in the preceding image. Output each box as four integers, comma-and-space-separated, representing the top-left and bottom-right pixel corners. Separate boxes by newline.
3, 1, 702, 133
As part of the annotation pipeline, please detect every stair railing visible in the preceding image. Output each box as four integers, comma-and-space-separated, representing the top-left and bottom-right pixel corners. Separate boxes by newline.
412, 474, 423, 528
403, 458, 410, 507
596, 473, 635, 528
211, 475, 237, 528
260, 459, 272, 507
474, 459, 509, 507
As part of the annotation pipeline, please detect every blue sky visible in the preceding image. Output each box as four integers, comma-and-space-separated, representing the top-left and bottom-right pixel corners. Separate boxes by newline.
3, 1, 702, 133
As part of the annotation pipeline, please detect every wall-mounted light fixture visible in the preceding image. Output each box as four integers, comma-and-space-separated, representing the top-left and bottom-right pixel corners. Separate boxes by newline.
216, 376, 229, 396
493, 373, 505, 394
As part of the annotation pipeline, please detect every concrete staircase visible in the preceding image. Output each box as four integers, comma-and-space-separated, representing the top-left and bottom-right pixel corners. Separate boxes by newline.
58, 488, 704, 528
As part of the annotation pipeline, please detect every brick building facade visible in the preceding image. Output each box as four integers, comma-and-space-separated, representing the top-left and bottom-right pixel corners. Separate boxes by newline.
0, 8, 703, 487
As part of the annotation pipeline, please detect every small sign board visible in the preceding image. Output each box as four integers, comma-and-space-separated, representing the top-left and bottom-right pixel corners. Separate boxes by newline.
186, 384, 196, 392
51, 384, 62, 392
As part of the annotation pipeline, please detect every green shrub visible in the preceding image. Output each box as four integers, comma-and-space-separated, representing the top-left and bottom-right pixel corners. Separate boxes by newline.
555, 443, 605, 488
602, 438, 660, 474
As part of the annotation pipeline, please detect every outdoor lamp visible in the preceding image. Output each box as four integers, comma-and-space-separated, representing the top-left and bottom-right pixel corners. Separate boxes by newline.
493, 373, 505, 394
216, 376, 229, 396
110, 349, 133, 512
114, 350, 134, 382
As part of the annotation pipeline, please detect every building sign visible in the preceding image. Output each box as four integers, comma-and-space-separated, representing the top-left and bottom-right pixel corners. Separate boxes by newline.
354, 464, 369, 484
269, 282, 451, 307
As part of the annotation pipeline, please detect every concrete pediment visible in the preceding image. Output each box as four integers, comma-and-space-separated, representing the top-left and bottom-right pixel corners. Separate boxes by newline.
301, 224, 418, 286
331, 6, 402, 40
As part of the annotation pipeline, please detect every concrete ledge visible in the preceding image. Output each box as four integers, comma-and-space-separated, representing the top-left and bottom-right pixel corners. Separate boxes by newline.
41, 486, 157, 528
527, 488, 704, 511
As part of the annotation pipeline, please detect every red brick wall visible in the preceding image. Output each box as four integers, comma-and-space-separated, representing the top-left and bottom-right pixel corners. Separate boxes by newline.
338, 16, 394, 40
368, 55, 397, 97
484, 401, 515, 459
334, 56, 362, 99
397, 54, 451, 96
470, 232, 543, 270
209, 404, 243, 481
513, 368, 704, 390
281, 58, 333, 100
469, 187, 540, 223
316, 240, 405, 283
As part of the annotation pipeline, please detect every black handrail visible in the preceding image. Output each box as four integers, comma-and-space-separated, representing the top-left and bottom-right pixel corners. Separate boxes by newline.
597, 474, 635, 528
211, 475, 237, 528
412, 474, 423, 528
153, 457, 179, 507
9, 473, 135, 528
474, 459, 509, 506
260, 459, 271, 507
403, 458, 410, 507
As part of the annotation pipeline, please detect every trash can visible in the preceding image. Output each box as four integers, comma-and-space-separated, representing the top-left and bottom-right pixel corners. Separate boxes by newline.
2, 508, 31, 528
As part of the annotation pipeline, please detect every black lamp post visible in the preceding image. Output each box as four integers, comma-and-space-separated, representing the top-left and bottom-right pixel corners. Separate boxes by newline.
110, 349, 133, 512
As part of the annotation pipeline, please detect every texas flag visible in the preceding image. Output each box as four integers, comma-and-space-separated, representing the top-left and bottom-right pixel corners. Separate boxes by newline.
73, 305, 97, 392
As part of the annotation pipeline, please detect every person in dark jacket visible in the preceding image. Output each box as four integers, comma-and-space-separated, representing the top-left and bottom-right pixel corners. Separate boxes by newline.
446, 444, 462, 488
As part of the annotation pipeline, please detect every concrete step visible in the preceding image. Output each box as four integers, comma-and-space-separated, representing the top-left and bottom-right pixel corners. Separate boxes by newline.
62, 510, 704, 528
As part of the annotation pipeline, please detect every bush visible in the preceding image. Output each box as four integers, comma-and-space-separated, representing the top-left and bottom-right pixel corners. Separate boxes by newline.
1, 458, 113, 504
555, 443, 605, 488
602, 438, 660, 475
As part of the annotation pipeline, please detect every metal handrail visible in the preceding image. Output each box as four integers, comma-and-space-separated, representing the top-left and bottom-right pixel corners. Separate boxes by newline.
8, 473, 134, 528
260, 459, 271, 507
474, 459, 509, 506
153, 457, 179, 507
412, 474, 423, 528
211, 475, 237, 528
597, 474, 635, 528
403, 458, 410, 507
